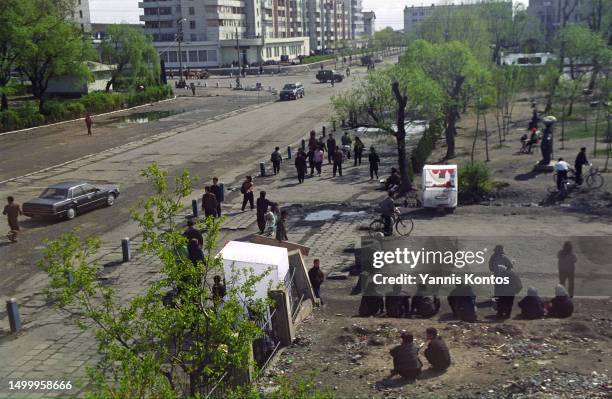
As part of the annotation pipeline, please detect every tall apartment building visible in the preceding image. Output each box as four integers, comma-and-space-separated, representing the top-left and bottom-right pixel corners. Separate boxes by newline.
527, 0, 582, 42
348, 0, 364, 39
70, 0, 92, 32
140, 0, 310, 69
362, 11, 375, 37
403, 1, 512, 34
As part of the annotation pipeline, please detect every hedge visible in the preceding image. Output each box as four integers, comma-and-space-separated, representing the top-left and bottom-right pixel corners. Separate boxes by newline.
0, 85, 173, 133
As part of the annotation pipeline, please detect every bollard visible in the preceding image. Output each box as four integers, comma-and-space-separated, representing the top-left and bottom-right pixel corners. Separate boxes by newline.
229, 82, 232, 89
260, 162, 266, 177
216, 82, 219, 88
6, 298, 21, 333
219, 183, 225, 202
204, 82, 207, 88
301, 139, 305, 151
121, 238, 131, 263
322, 126, 326, 136
287, 146, 292, 159
192, 199, 198, 218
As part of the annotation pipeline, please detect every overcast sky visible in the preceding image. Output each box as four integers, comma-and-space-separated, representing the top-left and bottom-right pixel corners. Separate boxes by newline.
90, 0, 527, 31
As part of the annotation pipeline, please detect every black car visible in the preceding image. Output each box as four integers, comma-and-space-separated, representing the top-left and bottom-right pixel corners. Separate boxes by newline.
23, 181, 120, 220
279, 82, 305, 100
316, 70, 344, 83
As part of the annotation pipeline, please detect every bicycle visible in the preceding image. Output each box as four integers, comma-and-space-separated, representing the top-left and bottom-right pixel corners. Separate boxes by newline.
552, 165, 604, 189
547, 175, 575, 200
368, 208, 414, 237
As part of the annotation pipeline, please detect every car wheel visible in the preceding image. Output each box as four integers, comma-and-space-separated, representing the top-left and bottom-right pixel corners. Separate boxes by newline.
66, 207, 76, 220
107, 193, 116, 206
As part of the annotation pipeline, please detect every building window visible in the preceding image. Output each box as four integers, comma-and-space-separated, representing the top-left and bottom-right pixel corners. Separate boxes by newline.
189, 50, 198, 61
168, 51, 178, 62
181, 51, 187, 62
190, 21, 196, 29
160, 52, 169, 62
189, 7, 195, 15
198, 50, 208, 62
208, 50, 217, 61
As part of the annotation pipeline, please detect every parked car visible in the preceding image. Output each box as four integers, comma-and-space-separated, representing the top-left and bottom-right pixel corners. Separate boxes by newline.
316, 70, 344, 83
279, 82, 305, 100
23, 181, 120, 220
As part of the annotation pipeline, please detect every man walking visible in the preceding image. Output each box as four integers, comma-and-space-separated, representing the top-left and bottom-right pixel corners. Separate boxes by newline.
183, 219, 203, 247
276, 210, 288, 241
295, 150, 307, 183
85, 112, 93, 136
368, 146, 380, 179
210, 177, 223, 217
313, 146, 324, 176
332, 147, 344, 177
353, 137, 364, 166
241, 176, 254, 211
271, 147, 283, 175
574, 147, 589, 186
308, 259, 325, 304
202, 186, 218, 218
341, 132, 352, 159
256, 191, 272, 234
326, 134, 336, 164
3, 196, 22, 243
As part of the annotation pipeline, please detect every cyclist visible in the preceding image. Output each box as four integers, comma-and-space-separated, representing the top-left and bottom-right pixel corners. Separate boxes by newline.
574, 147, 589, 186
555, 158, 572, 191
380, 191, 395, 236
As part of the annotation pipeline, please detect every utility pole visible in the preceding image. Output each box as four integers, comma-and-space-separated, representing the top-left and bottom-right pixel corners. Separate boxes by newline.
235, 27, 241, 89
177, 18, 186, 88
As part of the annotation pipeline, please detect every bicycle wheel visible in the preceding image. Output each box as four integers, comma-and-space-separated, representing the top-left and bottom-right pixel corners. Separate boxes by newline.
395, 217, 414, 236
552, 172, 558, 183
586, 173, 604, 189
369, 219, 385, 238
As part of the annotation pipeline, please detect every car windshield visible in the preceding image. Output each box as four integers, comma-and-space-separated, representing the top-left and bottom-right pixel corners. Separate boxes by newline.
40, 188, 69, 200
283, 84, 296, 90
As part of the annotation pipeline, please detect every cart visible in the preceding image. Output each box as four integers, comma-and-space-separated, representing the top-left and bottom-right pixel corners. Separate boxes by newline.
422, 165, 458, 211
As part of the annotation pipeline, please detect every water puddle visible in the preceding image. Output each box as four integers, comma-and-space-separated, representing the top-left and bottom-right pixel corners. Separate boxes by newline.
304, 210, 366, 221
119, 110, 180, 124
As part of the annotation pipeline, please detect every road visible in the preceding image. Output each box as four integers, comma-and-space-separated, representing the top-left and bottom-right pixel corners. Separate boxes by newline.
0, 66, 371, 300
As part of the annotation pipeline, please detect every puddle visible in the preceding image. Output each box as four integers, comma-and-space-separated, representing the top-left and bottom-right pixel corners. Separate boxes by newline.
119, 110, 180, 124
303, 210, 366, 221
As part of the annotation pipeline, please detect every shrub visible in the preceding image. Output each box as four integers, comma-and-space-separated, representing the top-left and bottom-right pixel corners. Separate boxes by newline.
0, 110, 22, 132
65, 102, 86, 119
458, 162, 493, 203
42, 100, 69, 123
18, 102, 45, 127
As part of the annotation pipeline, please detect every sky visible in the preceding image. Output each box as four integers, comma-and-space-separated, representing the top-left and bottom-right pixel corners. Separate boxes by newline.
90, 0, 527, 31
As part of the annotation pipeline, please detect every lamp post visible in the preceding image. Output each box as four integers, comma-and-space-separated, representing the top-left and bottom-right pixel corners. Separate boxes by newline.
177, 18, 186, 88
235, 27, 241, 89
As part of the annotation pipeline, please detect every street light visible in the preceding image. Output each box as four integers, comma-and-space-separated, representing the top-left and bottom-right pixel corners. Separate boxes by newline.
177, 18, 186, 88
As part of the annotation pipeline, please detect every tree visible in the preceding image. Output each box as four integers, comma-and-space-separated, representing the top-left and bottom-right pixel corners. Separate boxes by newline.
0, 0, 26, 111
100, 25, 161, 92
493, 65, 524, 142
39, 164, 271, 398
16, 0, 92, 111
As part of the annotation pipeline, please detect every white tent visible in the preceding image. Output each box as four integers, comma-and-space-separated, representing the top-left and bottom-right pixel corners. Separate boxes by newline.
219, 241, 290, 300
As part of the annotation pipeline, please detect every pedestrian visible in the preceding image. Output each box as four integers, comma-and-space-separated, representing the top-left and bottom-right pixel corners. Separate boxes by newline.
326, 134, 337, 164
493, 265, 522, 319
574, 147, 589, 186
256, 191, 272, 234
187, 238, 204, 266
276, 210, 288, 242
190, 82, 196, 96
341, 132, 352, 150
555, 157, 571, 191
518, 287, 545, 319
212, 275, 226, 302
308, 259, 325, 304
240, 176, 254, 211
202, 186, 218, 218
423, 328, 451, 371
353, 137, 364, 166
183, 219, 203, 247
546, 284, 574, 318
264, 204, 278, 236
313, 146, 324, 176
346, 67, 350, 77
332, 147, 344, 177
295, 150, 307, 183
271, 146, 283, 175
368, 146, 380, 179
488, 245, 513, 272
210, 177, 223, 217
557, 241, 577, 297
389, 331, 422, 381
3, 196, 22, 243
379, 191, 395, 236
85, 112, 93, 136
308, 130, 317, 176
331, 76, 335, 87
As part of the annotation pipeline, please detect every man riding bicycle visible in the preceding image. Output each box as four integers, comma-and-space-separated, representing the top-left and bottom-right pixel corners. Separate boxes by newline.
555, 158, 572, 191
380, 191, 396, 236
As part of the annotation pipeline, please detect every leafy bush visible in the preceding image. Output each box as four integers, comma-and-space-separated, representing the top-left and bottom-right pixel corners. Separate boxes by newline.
0, 110, 22, 132
458, 162, 493, 203
407, 121, 442, 179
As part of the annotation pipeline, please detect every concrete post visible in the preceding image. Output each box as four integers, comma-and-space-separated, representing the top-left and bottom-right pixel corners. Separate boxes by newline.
216, 82, 219, 88
269, 289, 295, 347
191, 199, 198, 218
322, 126, 326, 136
121, 238, 131, 263
6, 298, 21, 333
259, 162, 266, 177
287, 146, 292, 159
204, 82, 207, 88
218, 183, 225, 202
301, 139, 305, 151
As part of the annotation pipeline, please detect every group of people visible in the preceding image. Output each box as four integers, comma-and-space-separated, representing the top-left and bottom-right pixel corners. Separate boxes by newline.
255, 190, 288, 241
389, 328, 451, 381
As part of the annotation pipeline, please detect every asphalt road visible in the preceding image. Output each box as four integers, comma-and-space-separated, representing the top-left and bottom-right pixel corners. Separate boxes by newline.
0, 65, 374, 300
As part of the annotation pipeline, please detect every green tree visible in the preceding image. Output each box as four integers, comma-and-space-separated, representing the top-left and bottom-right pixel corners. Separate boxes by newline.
39, 164, 270, 398
493, 65, 524, 143
100, 25, 161, 92
0, 0, 26, 110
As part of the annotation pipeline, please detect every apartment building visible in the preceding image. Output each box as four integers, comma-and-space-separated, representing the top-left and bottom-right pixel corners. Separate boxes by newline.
70, 0, 92, 32
349, 0, 364, 39
362, 11, 375, 37
140, 0, 310, 69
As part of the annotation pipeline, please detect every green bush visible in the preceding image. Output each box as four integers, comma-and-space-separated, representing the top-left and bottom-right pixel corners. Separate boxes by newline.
407, 121, 442, 179
18, 102, 45, 127
458, 161, 493, 203
42, 100, 69, 123
65, 102, 86, 118
0, 110, 22, 132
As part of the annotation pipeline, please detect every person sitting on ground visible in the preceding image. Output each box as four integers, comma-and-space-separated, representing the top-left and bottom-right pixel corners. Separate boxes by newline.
423, 327, 451, 371
518, 287, 545, 320
546, 284, 574, 318
212, 275, 226, 301
183, 219, 203, 247
411, 284, 441, 318
389, 331, 422, 380
448, 283, 477, 322
385, 284, 410, 318
384, 168, 401, 191
520, 133, 529, 152
359, 282, 384, 317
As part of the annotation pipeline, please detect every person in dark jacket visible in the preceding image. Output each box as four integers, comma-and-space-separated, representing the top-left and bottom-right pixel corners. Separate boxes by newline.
275, 210, 288, 241
488, 245, 514, 272
574, 147, 589, 185
332, 147, 344, 177
385, 284, 410, 318
518, 287, 545, 319
353, 137, 365, 166
494, 265, 523, 319
187, 238, 204, 266
210, 177, 222, 216
389, 331, 422, 380
546, 284, 574, 318
411, 284, 441, 318
295, 150, 307, 183
202, 186, 218, 218
423, 328, 451, 370
308, 130, 317, 175
271, 147, 283, 175
557, 241, 577, 297
212, 275, 226, 301
308, 259, 325, 304
240, 176, 254, 211
183, 219, 203, 247
359, 282, 384, 316
256, 191, 273, 234
448, 284, 477, 322
326, 134, 337, 164
384, 168, 400, 191
368, 146, 380, 179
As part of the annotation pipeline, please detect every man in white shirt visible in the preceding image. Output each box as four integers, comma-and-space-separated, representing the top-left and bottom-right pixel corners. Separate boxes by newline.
555, 158, 571, 190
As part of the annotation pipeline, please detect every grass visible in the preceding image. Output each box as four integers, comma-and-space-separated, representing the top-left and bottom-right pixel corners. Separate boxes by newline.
300, 54, 336, 64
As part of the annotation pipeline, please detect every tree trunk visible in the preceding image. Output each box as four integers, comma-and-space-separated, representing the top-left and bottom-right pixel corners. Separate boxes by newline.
561, 105, 566, 149
471, 109, 480, 163
445, 110, 457, 159
484, 112, 490, 161
1, 92, 7, 111
391, 81, 411, 194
